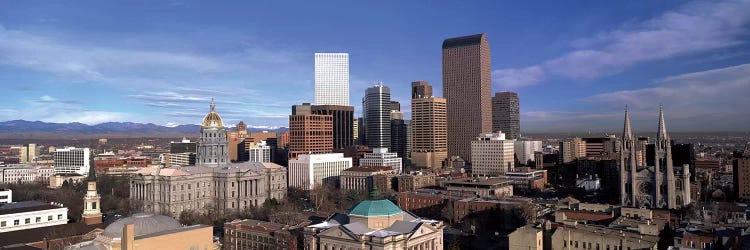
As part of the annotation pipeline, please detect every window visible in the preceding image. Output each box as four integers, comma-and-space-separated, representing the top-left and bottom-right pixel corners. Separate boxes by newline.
48, 215, 52, 221
14, 220, 19, 226
25, 218, 30, 224
58, 214, 62, 220
36, 217, 41, 223
0, 221, 5, 227
92, 202, 97, 210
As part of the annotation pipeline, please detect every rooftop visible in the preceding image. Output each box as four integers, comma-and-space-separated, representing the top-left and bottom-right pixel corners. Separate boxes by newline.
349, 199, 404, 217
442, 33, 485, 48
343, 166, 394, 173
0, 201, 63, 215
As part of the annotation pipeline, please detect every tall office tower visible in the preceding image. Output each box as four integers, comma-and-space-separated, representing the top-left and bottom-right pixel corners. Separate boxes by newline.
362, 83, 391, 148
54, 147, 91, 176
20, 143, 36, 163
360, 148, 403, 174
197, 99, 230, 166
311, 105, 354, 149
582, 136, 618, 160
411, 81, 433, 99
442, 33, 492, 162
471, 132, 514, 176
289, 153, 352, 190
315, 53, 349, 106
227, 121, 249, 162
492, 92, 520, 140
390, 119, 410, 160
559, 138, 586, 163
411, 83, 447, 169
514, 140, 542, 165
289, 103, 334, 159
169, 138, 197, 166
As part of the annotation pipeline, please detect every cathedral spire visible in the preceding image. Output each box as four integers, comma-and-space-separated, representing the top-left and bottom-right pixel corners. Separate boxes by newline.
657, 104, 668, 141
623, 105, 633, 141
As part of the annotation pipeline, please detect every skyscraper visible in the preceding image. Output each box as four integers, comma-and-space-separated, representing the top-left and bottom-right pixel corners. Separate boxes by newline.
411, 81, 433, 99
315, 53, 349, 106
311, 105, 354, 149
442, 33, 492, 162
411, 81, 447, 169
363, 83, 391, 149
492, 92, 520, 140
289, 103, 334, 159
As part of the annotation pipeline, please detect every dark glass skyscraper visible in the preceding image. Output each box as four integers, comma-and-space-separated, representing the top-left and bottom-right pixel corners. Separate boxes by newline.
492, 92, 520, 140
363, 83, 391, 148
311, 105, 354, 149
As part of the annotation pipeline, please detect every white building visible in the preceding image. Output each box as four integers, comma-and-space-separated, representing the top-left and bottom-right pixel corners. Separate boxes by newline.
471, 132, 515, 176
0, 189, 11, 204
0, 200, 69, 233
514, 140, 542, 165
247, 141, 271, 163
359, 148, 402, 174
314, 52, 349, 106
289, 153, 352, 190
53, 147, 90, 176
1, 165, 55, 184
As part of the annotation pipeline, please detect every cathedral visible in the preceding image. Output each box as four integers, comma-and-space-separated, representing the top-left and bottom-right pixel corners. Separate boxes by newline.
620, 105, 691, 209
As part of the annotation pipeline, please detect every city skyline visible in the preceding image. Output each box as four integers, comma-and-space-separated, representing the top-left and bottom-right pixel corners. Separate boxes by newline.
1, 1, 750, 132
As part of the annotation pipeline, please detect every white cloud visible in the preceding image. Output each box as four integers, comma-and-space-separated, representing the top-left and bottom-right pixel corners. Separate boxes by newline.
492, 0, 750, 88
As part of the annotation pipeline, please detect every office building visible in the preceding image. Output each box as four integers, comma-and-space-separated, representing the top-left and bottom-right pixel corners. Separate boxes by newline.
411, 83, 448, 169
304, 198, 444, 250
315, 52, 349, 106
411, 80, 433, 99
54, 147, 90, 176
20, 144, 35, 163
197, 99, 230, 166
471, 132, 515, 176
311, 105, 354, 149
288, 153, 352, 190
170, 138, 197, 154
582, 136, 618, 160
1, 165, 55, 184
352, 119, 359, 143
390, 119, 410, 160
734, 158, 750, 201
514, 140, 542, 166
559, 138, 586, 164
227, 121, 249, 162
340, 166, 396, 192
442, 33, 492, 163
0, 189, 10, 204
224, 219, 309, 250
363, 83, 391, 148
247, 140, 271, 163
492, 92, 520, 140
333, 145, 372, 167
289, 103, 334, 159
360, 148, 403, 174
70, 213, 213, 250
445, 178, 514, 198
0, 200, 69, 233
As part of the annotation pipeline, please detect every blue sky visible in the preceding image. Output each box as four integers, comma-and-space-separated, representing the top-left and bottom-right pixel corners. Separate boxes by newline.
1, 0, 749, 132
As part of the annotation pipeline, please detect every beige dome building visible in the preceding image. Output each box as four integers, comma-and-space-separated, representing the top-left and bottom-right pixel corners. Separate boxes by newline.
69, 213, 213, 250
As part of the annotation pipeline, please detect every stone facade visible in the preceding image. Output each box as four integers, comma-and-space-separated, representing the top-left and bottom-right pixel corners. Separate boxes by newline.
197, 99, 230, 166
131, 162, 287, 217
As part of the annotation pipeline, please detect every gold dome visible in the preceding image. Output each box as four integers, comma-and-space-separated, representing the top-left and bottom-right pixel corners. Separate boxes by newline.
201, 98, 224, 128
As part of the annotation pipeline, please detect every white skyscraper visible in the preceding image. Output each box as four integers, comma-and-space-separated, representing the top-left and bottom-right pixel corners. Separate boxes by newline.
315, 53, 349, 105
53, 147, 90, 176
288, 153, 352, 190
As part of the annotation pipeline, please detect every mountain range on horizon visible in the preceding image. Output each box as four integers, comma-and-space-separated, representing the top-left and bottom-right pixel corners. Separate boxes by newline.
0, 120, 288, 137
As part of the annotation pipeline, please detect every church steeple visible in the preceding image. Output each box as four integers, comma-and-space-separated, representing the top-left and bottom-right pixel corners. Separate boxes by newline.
657, 104, 669, 141
623, 105, 633, 141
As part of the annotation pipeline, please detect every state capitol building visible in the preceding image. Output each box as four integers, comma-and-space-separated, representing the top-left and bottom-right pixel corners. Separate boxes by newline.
130, 100, 288, 217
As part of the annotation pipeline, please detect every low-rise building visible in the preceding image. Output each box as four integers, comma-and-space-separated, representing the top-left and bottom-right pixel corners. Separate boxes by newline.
340, 166, 396, 192
445, 177, 513, 198
508, 225, 543, 250
288, 153, 352, 190
551, 223, 658, 250
395, 172, 436, 192
0, 200, 69, 233
0, 165, 55, 184
359, 148, 403, 174
304, 198, 444, 250
501, 170, 547, 194
224, 219, 309, 250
